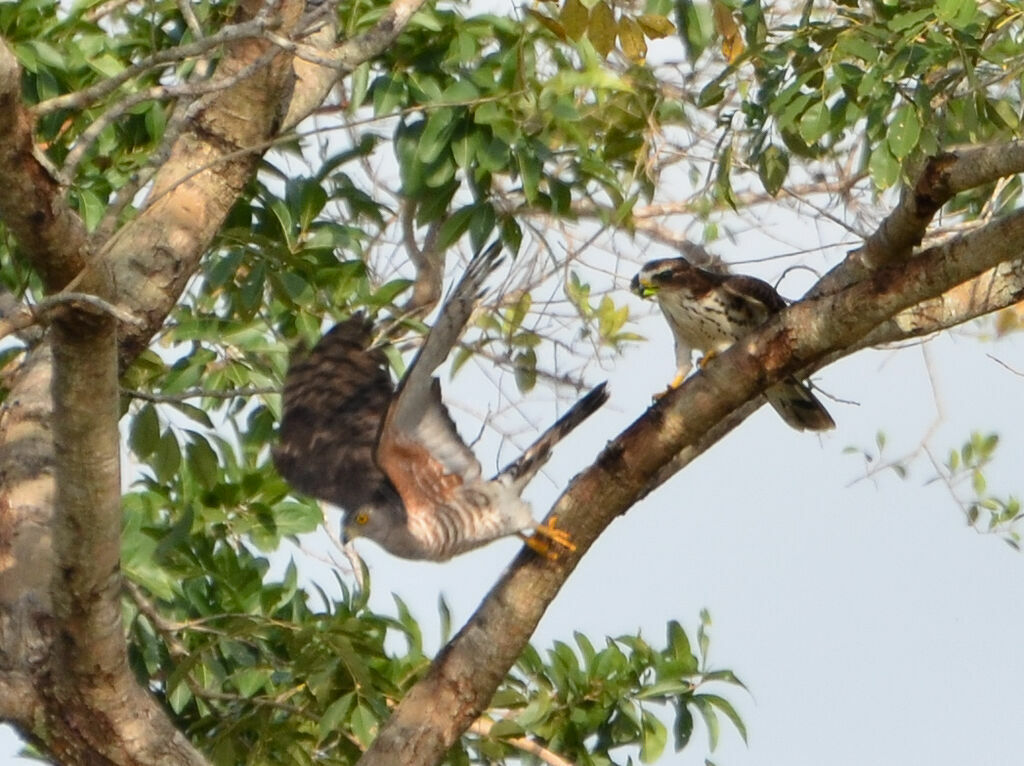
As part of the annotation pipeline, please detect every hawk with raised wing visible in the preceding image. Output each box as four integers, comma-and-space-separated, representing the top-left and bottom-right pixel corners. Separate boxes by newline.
631, 256, 834, 432
274, 243, 608, 560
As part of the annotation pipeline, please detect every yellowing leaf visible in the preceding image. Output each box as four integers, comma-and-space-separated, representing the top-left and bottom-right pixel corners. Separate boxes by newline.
561, 0, 589, 41
588, 1, 617, 58
618, 17, 647, 62
995, 304, 1024, 336
525, 8, 567, 39
637, 13, 675, 39
712, 1, 744, 62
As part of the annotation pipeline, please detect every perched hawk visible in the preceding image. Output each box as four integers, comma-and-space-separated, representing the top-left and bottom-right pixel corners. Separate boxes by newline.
631, 257, 834, 432
274, 243, 609, 560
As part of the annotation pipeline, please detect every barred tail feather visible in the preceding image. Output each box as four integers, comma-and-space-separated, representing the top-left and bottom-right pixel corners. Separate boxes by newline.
499, 382, 610, 493
766, 379, 835, 432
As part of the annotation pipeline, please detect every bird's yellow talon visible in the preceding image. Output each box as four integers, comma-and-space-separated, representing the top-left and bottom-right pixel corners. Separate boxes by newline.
697, 350, 718, 369
524, 515, 576, 559
653, 371, 686, 402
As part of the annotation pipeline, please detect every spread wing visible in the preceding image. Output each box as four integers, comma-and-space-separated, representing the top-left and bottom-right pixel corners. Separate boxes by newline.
273, 315, 401, 514
375, 241, 504, 511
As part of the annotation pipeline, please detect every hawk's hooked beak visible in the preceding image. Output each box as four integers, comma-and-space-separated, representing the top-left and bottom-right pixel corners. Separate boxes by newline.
341, 516, 357, 544
630, 273, 657, 299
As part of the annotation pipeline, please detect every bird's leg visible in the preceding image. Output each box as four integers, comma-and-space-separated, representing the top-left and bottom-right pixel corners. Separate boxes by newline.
697, 349, 719, 369
654, 368, 688, 400
521, 515, 576, 559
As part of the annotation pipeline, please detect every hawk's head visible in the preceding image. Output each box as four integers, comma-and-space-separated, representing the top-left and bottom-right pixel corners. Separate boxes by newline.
630, 257, 711, 300
342, 502, 426, 559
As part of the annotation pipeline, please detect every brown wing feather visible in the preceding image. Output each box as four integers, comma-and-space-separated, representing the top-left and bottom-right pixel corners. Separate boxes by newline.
719, 273, 788, 316
273, 316, 402, 513
377, 242, 503, 501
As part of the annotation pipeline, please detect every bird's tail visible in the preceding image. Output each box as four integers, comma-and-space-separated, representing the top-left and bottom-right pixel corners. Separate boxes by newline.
499, 382, 610, 493
766, 378, 835, 432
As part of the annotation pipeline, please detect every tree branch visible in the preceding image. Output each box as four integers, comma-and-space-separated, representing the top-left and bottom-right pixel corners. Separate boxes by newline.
280, 0, 429, 130
48, 263, 208, 764
358, 172, 1024, 765
818, 141, 1024, 292
102, 0, 306, 366
0, 40, 88, 292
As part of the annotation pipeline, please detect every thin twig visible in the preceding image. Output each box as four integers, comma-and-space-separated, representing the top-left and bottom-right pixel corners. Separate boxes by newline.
987, 352, 1024, 377
63, 49, 279, 179
121, 385, 278, 403
468, 718, 575, 766
124, 581, 190, 659
32, 17, 276, 118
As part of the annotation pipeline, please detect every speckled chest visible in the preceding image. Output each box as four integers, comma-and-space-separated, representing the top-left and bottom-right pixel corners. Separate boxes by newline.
656, 288, 767, 353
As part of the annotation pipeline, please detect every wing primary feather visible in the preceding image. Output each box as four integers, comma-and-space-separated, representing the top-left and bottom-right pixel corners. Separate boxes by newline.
386, 240, 503, 429
498, 382, 609, 493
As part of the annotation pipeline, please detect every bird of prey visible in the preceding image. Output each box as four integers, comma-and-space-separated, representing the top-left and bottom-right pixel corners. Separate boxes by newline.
631, 256, 834, 432
274, 243, 609, 560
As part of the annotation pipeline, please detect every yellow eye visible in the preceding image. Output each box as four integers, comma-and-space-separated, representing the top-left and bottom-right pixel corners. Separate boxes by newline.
355, 511, 369, 525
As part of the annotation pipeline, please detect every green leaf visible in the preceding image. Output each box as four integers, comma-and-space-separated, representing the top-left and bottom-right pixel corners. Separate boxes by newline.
152, 430, 181, 484
437, 205, 478, 248
232, 667, 271, 697
673, 701, 694, 750
702, 693, 748, 743
887, 105, 920, 160
417, 108, 457, 164
372, 74, 407, 116
186, 434, 220, 490
514, 349, 537, 393
972, 470, 986, 496
438, 79, 480, 104
75, 189, 105, 231
697, 79, 725, 107
129, 404, 160, 460
640, 712, 668, 762
438, 595, 453, 643
798, 101, 830, 144
518, 148, 542, 204
935, 0, 968, 22
488, 718, 526, 738
667, 620, 698, 673
350, 703, 378, 748
349, 62, 370, 111
988, 98, 1020, 130
318, 693, 354, 744
868, 144, 900, 189
757, 145, 788, 196
692, 695, 720, 751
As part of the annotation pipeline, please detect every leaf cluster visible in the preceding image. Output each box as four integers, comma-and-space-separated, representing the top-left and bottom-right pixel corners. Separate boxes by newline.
690, 1, 1023, 202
